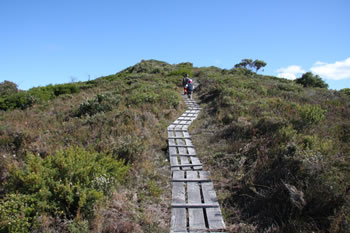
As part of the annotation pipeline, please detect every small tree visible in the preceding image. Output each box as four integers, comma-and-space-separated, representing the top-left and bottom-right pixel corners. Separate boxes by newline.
235, 59, 253, 69
296, 72, 328, 88
234, 59, 267, 72
253, 59, 267, 72
0, 80, 18, 97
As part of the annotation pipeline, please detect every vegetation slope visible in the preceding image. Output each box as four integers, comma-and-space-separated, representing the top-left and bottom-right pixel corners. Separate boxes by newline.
0, 60, 349, 233
0, 60, 192, 232
191, 67, 350, 232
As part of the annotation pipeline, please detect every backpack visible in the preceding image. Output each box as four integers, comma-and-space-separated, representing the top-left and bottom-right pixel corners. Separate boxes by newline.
186, 83, 193, 92
183, 77, 189, 86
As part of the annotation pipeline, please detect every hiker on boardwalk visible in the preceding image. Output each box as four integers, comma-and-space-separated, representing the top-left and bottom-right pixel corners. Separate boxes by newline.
183, 74, 190, 95
185, 79, 194, 99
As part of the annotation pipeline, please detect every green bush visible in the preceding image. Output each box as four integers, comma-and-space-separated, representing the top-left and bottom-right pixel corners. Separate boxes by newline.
298, 104, 327, 126
0, 81, 18, 97
28, 86, 56, 101
296, 72, 328, 88
53, 83, 79, 96
167, 68, 193, 77
339, 88, 350, 97
0, 193, 38, 233
75, 93, 121, 117
159, 90, 181, 108
0, 92, 35, 111
5, 147, 129, 220
28, 83, 80, 102
111, 135, 144, 163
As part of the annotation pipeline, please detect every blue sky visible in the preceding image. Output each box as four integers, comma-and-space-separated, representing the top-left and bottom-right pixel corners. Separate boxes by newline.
1, 0, 349, 90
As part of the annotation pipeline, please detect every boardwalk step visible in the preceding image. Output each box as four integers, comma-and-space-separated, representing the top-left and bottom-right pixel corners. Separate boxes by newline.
169, 81, 226, 232
172, 179, 211, 182
169, 145, 194, 148
170, 154, 197, 157
172, 203, 220, 208
171, 164, 202, 168
168, 136, 191, 139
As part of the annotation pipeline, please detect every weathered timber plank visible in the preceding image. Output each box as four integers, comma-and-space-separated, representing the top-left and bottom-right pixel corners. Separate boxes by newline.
202, 182, 226, 230
182, 125, 189, 130
171, 164, 202, 168
172, 203, 220, 208
176, 133, 191, 171
168, 130, 175, 137
190, 157, 202, 169
169, 145, 195, 148
175, 124, 184, 130
168, 136, 192, 139
171, 171, 186, 231
199, 171, 211, 180
187, 147, 202, 170
187, 171, 206, 230
185, 139, 193, 147
170, 153, 196, 157
168, 139, 176, 146
169, 145, 179, 171
172, 179, 211, 182
183, 131, 191, 138
168, 125, 176, 130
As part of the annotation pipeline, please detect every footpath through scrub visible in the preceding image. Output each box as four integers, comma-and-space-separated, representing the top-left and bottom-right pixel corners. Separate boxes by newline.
168, 80, 226, 233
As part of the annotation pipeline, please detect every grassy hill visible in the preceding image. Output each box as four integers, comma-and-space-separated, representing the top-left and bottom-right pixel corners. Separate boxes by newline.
0, 60, 349, 232
191, 68, 350, 232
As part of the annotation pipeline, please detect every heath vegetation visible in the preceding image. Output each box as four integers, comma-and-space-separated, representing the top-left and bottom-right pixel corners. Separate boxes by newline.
1, 59, 349, 233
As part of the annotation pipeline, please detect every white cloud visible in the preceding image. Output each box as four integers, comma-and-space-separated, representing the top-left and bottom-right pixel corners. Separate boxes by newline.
310, 58, 350, 80
276, 65, 306, 80
277, 72, 297, 80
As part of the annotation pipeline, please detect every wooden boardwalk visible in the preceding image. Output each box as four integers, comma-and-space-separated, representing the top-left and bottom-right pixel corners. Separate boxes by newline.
168, 87, 226, 233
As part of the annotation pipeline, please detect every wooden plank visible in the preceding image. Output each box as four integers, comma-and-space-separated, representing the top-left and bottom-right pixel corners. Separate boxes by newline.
187, 146, 202, 169
187, 171, 206, 230
169, 142, 179, 171
185, 139, 193, 147
187, 146, 196, 155
172, 203, 219, 208
175, 125, 184, 130
172, 179, 211, 182
199, 171, 211, 180
182, 125, 189, 131
171, 171, 187, 232
168, 139, 176, 146
176, 132, 191, 171
170, 153, 196, 157
168, 125, 176, 130
202, 182, 226, 230
171, 164, 202, 168
169, 145, 195, 148
168, 136, 192, 139
183, 131, 191, 138
168, 130, 175, 137
190, 157, 202, 170
170, 129, 189, 132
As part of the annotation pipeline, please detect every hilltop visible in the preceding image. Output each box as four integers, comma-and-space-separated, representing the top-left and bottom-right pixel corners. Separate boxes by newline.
0, 60, 349, 232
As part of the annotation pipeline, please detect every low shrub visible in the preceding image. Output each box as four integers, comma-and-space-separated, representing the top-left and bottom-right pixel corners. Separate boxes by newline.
0, 92, 35, 111
0, 193, 39, 233
74, 93, 122, 117
110, 135, 144, 163
5, 147, 129, 223
297, 104, 327, 127
28, 83, 81, 103
0, 81, 18, 97
296, 72, 328, 88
